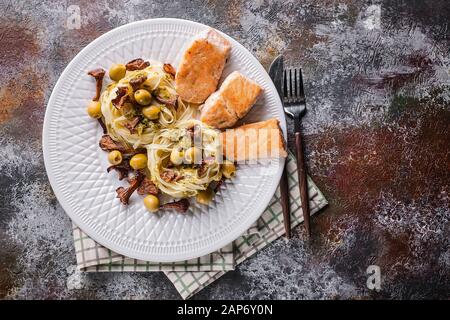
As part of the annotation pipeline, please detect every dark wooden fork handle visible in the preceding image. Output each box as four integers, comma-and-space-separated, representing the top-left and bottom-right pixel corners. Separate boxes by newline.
295, 131, 311, 237
279, 162, 291, 238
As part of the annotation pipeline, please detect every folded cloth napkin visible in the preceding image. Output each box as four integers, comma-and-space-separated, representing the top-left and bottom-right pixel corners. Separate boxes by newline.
72, 153, 328, 299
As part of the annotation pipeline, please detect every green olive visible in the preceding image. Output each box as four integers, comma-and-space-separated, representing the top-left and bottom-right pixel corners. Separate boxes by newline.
142, 105, 161, 119
129, 153, 148, 170
222, 160, 236, 179
143, 195, 160, 212
184, 147, 202, 164
109, 64, 126, 81
87, 100, 102, 118
134, 89, 152, 106
108, 150, 123, 165
170, 147, 184, 166
196, 188, 214, 205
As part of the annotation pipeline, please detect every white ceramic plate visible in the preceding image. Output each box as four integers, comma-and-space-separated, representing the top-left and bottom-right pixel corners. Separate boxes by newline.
43, 18, 286, 262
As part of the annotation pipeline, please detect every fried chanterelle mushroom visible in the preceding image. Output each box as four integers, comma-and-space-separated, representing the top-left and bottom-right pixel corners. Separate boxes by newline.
163, 63, 176, 77
111, 86, 129, 109
137, 177, 159, 196
161, 199, 190, 213
124, 116, 141, 134
116, 171, 145, 205
125, 58, 150, 71
99, 135, 130, 153
87, 68, 106, 101
160, 169, 184, 182
97, 118, 107, 134
129, 75, 147, 90
107, 161, 132, 180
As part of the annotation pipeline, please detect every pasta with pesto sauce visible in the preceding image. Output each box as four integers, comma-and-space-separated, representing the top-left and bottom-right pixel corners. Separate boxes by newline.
91, 59, 231, 211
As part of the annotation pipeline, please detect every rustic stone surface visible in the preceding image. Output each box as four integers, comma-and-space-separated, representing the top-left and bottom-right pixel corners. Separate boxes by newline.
0, 0, 448, 299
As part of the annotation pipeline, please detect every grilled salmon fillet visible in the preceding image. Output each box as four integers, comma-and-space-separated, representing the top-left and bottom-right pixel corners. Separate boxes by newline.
175, 28, 231, 104
200, 71, 263, 129
220, 118, 287, 161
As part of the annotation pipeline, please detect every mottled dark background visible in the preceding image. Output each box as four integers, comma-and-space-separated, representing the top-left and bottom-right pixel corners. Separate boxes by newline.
0, 0, 448, 299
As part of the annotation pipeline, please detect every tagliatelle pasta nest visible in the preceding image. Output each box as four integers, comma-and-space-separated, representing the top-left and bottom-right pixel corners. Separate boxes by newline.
101, 63, 195, 149
146, 119, 223, 198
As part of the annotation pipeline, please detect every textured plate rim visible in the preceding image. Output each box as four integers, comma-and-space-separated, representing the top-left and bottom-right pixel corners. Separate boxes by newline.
43, 18, 286, 262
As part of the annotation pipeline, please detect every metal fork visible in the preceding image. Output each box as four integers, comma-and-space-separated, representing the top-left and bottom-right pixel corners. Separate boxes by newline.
282, 67, 311, 237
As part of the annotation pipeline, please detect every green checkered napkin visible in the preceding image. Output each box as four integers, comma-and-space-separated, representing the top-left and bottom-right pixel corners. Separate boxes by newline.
72, 153, 328, 299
